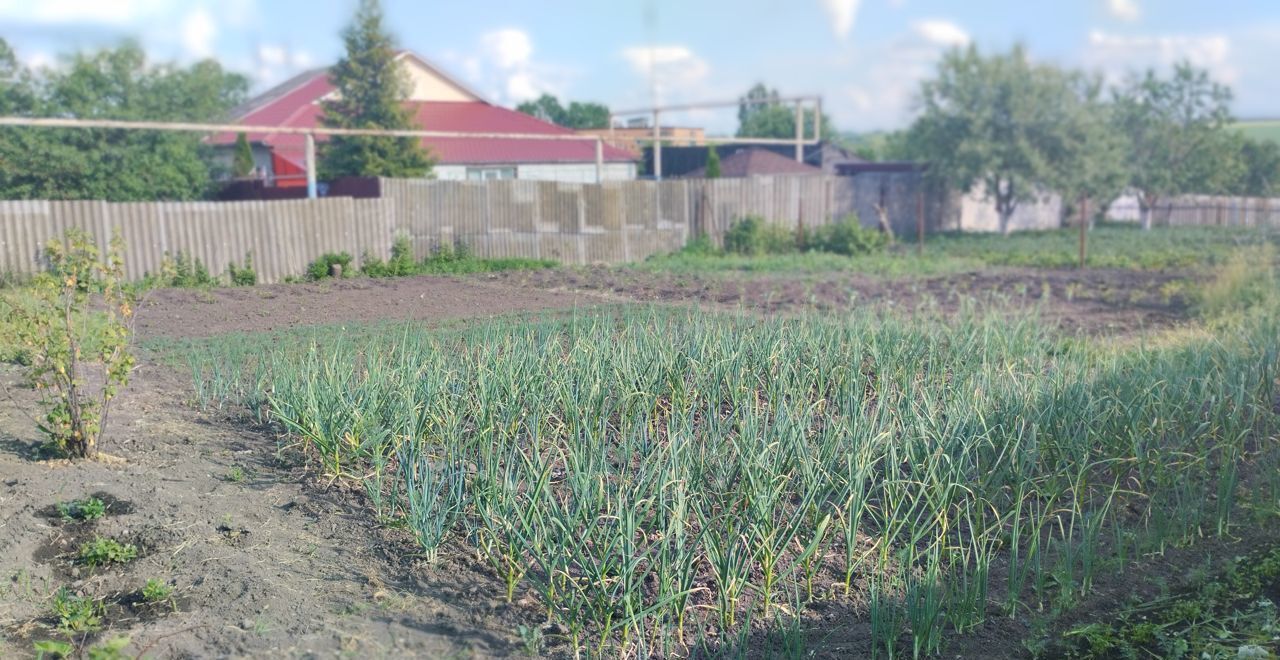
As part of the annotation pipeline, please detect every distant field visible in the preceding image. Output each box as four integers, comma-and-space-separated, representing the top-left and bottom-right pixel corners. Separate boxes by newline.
1235, 119, 1280, 144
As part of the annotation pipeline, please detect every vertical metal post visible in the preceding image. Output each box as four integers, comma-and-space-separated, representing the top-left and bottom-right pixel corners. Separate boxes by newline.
1078, 196, 1088, 269
814, 97, 822, 144
916, 189, 925, 257
305, 133, 317, 199
595, 138, 604, 184
794, 100, 803, 162
653, 110, 662, 180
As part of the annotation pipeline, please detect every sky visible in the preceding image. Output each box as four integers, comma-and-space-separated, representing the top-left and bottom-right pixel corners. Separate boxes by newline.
1, 0, 1278, 134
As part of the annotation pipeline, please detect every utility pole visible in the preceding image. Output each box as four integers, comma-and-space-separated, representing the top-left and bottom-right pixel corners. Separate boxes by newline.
652, 110, 662, 180
916, 189, 925, 257
305, 133, 317, 199
1078, 196, 1089, 269
794, 100, 803, 162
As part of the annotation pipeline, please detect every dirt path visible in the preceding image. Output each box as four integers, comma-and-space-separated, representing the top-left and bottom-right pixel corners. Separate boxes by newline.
0, 365, 529, 659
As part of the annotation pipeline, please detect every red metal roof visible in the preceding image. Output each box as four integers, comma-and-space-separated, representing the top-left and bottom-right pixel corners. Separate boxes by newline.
210, 71, 635, 168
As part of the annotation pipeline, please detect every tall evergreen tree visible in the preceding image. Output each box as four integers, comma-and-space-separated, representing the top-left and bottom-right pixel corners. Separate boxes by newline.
319, 0, 432, 179
232, 132, 255, 177
704, 145, 721, 179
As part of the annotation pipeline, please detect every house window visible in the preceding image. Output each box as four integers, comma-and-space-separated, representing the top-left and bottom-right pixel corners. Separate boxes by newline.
466, 167, 517, 181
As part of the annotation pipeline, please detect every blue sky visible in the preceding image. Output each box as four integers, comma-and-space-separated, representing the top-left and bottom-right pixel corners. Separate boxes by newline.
1, 0, 1277, 133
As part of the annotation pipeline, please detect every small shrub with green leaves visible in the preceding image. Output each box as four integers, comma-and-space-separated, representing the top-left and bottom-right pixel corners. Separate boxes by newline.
141, 578, 172, 603
1, 229, 136, 458
811, 214, 888, 256
227, 252, 257, 286
723, 215, 796, 256
51, 587, 102, 632
224, 465, 246, 483
86, 637, 131, 660
33, 639, 74, 659
305, 252, 354, 281
57, 496, 106, 522
78, 536, 137, 568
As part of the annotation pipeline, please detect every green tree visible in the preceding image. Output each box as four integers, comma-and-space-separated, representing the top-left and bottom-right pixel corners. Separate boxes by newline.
516, 94, 610, 129
905, 44, 1096, 234
0, 39, 247, 201
1048, 77, 1130, 222
735, 82, 834, 141
1113, 63, 1237, 229
232, 132, 255, 178
320, 0, 433, 179
704, 145, 721, 179
1238, 137, 1280, 197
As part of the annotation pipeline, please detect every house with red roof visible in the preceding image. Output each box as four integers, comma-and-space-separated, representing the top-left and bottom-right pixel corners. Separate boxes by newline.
209, 52, 637, 187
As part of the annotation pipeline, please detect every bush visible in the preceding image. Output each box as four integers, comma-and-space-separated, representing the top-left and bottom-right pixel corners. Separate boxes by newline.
305, 252, 354, 281
723, 216, 797, 256
812, 215, 888, 256
1194, 245, 1276, 318
363, 236, 416, 278
0, 229, 135, 458
227, 252, 256, 286
167, 251, 217, 288
78, 536, 137, 568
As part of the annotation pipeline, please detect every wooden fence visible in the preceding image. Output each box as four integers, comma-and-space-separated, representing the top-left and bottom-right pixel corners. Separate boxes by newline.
1107, 194, 1280, 227
0, 174, 970, 283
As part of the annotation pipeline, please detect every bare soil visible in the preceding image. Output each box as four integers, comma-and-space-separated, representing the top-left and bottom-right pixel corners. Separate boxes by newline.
0, 266, 1215, 659
135, 265, 1190, 340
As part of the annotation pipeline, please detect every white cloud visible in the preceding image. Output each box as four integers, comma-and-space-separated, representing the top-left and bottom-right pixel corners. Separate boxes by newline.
446, 28, 566, 103
1106, 0, 1141, 22
912, 20, 970, 48
480, 29, 533, 71
620, 45, 711, 103
180, 7, 217, 59
820, 0, 860, 40
1084, 30, 1236, 84
252, 43, 315, 87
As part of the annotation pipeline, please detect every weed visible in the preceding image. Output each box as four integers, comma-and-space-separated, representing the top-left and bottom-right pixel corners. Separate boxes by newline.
516, 624, 543, 656
305, 252, 354, 281
78, 536, 137, 568
223, 465, 246, 483
228, 252, 257, 286
86, 637, 130, 660
33, 639, 73, 659
51, 587, 102, 632
57, 497, 106, 522
141, 578, 172, 603
724, 215, 797, 256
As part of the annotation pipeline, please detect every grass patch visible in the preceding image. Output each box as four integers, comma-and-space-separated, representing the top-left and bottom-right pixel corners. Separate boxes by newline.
639, 224, 1277, 276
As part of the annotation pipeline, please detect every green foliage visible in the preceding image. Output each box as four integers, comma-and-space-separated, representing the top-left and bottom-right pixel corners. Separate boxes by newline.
0, 38, 247, 201
723, 216, 797, 256
57, 496, 106, 522
33, 639, 74, 660
319, 0, 433, 179
515, 93, 610, 129
0, 229, 135, 458
360, 238, 555, 277
736, 83, 835, 139
810, 215, 889, 255
1193, 244, 1277, 318
1056, 547, 1280, 659
141, 578, 172, 603
51, 587, 103, 632
227, 252, 257, 287
704, 146, 721, 179
1238, 137, 1280, 197
1113, 62, 1241, 227
155, 251, 217, 288
223, 465, 246, 483
86, 637, 131, 660
232, 132, 255, 178
78, 536, 137, 568
306, 252, 354, 281
178, 277, 1280, 656
907, 44, 1112, 234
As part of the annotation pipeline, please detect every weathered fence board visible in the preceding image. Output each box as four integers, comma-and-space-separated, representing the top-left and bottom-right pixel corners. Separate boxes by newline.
1, 173, 1066, 283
